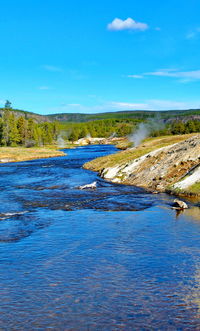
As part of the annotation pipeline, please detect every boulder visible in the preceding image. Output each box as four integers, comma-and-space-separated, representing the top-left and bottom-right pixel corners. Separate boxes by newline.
173, 199, 188, 210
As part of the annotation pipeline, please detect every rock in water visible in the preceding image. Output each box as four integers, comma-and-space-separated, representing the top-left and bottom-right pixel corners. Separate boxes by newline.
173, 199, 188, 210
78, 181, 97, 190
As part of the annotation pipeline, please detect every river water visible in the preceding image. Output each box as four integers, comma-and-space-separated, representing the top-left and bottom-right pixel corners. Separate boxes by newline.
0, 145, 200, 330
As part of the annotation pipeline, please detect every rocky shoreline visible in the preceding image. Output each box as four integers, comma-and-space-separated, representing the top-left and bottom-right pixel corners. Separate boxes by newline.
84, 134, 200, 197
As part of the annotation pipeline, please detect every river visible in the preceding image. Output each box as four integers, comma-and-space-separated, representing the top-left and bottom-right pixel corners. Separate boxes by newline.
0, 144, 200, 330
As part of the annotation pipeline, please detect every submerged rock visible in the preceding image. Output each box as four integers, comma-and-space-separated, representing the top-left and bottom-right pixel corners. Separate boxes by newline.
172, 199, 188, 210
78, 181, 97, 190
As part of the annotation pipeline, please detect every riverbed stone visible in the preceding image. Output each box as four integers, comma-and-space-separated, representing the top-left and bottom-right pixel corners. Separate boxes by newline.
173, 199, 188, 209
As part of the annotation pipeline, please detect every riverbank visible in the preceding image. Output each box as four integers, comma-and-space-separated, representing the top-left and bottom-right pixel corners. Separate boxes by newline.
0, 146, 65, 163
84, 133, 200, 197
74, 137, 131, 149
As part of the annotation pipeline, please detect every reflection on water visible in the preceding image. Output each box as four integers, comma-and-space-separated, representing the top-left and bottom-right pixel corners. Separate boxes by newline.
182, 207, 200, 222
185, 264, 200, 320
0, 145, 200, 330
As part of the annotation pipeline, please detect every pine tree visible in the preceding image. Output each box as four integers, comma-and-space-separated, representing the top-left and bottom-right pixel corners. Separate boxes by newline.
2, 109, 11, 146
26, 118, 36, 147
69, 129, 79, 142
4, 100, 12, 109
52, 121, 59, 140
17, 116, 27, 145
40, 123, 53, 145
0, 118, 3, 145
9, 113, 20, 146
33, 126, 41, 146
79, 126, 88, 138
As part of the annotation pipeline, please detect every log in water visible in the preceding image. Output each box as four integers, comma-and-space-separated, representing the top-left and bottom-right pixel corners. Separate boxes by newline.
0, 145, 200, 330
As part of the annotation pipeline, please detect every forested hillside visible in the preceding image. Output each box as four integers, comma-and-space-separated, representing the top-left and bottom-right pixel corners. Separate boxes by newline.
59, 115, 200, 142
0, 109, 58, 147
1, 101, 200, 145
48, 108, 200, 122
0, 108, 47, 123
61, 118, 142, 141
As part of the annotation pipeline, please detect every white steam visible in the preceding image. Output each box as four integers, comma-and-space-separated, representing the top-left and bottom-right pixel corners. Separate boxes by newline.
57, 135, 66, 148
129, 123, 150, 147
109, 132, 116, 139
129, 118, 165, 147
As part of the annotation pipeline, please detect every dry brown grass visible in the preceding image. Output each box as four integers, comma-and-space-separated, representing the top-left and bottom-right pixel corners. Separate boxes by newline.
84, 133, 197, 172
0, 146, 65, 163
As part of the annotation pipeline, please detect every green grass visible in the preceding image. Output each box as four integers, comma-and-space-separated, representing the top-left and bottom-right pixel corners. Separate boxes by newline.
186, 182, 200, 194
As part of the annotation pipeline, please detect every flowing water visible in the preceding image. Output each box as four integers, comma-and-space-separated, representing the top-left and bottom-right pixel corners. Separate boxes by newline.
0, 145, 200, 330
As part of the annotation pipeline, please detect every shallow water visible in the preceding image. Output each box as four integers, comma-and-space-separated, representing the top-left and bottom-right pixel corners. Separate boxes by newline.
0, 145, 200, 330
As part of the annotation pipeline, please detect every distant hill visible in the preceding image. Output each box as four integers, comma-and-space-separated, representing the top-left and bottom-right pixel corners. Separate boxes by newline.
47, 109, 200, 122
0, 108, 47, 123
1, 107, 200, 123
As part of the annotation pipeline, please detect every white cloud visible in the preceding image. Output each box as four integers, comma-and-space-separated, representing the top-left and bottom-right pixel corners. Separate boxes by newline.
147, 99, 191, 110
108, 100, 199, 111
42, 65, 62, 72
109, 101, 148, 110
146, 69, 200, 81
126, 69, 200, 82
107, 18, 148, 31
127, 74, 144, 79
52, 99, 200, 114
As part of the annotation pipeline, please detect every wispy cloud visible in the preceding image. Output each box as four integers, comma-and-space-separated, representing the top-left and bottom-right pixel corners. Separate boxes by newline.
126, 69, 200, 82
109, 101, 148, 109
52, 99, 200, 114
186, 27, 200, 40
42, 65, 62, 72
127, 74, 144, 79
145, 68, 178, 77
107, 100, 199, 111
146, 69, 200, 82
111, 99, 200, 110
107, 18, 149, 31
39, 86, 51, 90
147, 99, 192, 110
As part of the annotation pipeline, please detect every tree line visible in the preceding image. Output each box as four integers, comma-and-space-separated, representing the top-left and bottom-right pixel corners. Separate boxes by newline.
63, 118, 200, 142
0, 109, 58, 147
61, 118, 142, 141
152, 120, 200, 137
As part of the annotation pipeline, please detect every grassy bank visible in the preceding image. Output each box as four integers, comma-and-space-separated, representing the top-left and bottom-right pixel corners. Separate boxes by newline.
84, 133, 196, 172
0, 146, 66, 163
84, 133, 200, 197
167, 181, 200, 197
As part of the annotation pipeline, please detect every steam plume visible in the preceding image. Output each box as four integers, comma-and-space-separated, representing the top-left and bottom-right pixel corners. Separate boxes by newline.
57, 135, 66, 148
129, 117, 164, 147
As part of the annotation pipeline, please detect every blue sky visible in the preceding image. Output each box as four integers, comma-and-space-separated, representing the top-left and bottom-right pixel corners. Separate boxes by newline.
1, 0, 200, 114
